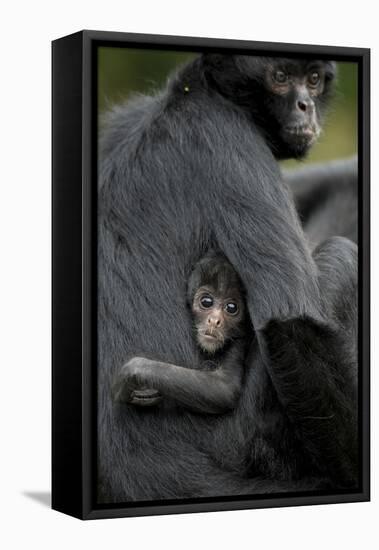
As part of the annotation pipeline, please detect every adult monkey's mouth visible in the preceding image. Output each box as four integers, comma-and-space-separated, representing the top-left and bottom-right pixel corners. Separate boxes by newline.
283, 124, 319, 143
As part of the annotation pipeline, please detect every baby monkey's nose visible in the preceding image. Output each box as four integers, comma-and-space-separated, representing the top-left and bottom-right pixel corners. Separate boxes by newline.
207, 314, 222, 328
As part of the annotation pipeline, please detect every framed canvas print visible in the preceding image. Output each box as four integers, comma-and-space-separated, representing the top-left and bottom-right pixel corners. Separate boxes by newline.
52, 30, 370, 520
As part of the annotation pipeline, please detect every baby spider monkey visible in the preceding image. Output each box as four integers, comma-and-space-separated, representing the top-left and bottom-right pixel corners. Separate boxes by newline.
112, 252, 251, 414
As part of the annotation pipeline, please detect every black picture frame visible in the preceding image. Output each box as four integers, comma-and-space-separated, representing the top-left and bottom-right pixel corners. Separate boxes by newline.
52, 30, 370, 520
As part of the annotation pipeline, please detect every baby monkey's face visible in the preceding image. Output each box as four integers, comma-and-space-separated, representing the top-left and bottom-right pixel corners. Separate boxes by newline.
192, 285, 246, 354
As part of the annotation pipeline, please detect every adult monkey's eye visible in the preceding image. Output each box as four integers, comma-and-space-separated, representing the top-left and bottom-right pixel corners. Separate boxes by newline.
308, 71, 321, 86
273, 70, 288, 84
200, 295, 214, 309
225, 302, 238, 315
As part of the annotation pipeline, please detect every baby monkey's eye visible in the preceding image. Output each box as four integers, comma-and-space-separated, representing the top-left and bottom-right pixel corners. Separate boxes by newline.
225, 302, 238, 315
200, 295, 214, 309
273, 70, 288, 84
308, 71, 321, 86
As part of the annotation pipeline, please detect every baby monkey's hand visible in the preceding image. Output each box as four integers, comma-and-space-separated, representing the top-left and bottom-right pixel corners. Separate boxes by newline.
112, 357, 162, 407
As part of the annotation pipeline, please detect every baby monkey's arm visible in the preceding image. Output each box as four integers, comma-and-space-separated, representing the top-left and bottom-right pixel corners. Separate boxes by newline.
112, 344, 245, 414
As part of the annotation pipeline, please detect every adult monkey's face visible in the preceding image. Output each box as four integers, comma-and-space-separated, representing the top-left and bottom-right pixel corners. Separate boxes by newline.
262, 59, 337, 158
202, 54, 336, 159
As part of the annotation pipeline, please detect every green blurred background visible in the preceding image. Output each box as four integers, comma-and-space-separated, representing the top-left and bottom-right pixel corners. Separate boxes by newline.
98, 47, 357, 166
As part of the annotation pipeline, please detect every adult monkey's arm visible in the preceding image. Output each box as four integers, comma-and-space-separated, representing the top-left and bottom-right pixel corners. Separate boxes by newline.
261, 236, 358, 485
283, 157, 358, 246
211, 152, 358, 484
210, 159, 322, 330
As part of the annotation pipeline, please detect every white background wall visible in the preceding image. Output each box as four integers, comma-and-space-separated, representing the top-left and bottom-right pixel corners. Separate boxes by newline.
0, 1, 376, 548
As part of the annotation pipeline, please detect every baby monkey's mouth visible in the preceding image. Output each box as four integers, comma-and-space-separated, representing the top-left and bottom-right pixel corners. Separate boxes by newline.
202, 329, 223, 341
197, 329, 225, 353
204, 331, 218, 339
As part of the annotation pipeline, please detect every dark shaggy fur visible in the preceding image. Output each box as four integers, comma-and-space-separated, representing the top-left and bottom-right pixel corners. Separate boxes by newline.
98, 54, 357, 503
284, 156, 358, 246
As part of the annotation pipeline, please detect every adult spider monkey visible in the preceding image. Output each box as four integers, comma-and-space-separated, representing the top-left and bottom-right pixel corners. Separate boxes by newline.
99, 54, 357, 502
